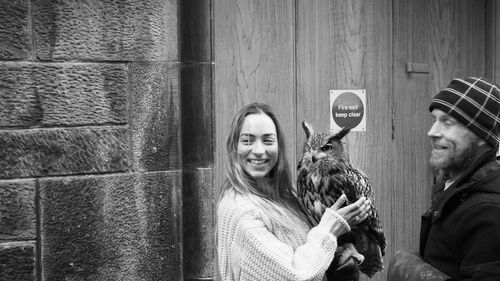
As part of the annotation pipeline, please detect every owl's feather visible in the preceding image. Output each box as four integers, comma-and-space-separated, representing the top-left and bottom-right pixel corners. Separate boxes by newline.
296, 121, 386, 278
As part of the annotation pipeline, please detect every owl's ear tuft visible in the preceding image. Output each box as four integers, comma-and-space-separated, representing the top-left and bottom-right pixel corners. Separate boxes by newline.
333, 127, 351, 140
302, 121, 314, 139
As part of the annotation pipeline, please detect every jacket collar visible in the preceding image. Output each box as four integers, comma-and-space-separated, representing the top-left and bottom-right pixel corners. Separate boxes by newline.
429, 145, 500, 221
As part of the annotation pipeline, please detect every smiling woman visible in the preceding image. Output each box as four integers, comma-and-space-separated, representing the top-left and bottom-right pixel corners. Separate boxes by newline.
237, 113, 278, 179
216, 102, 371, 281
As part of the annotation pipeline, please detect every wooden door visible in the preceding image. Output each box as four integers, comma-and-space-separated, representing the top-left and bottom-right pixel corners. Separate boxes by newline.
392, 0, 488, 254
214, 1, 493, 280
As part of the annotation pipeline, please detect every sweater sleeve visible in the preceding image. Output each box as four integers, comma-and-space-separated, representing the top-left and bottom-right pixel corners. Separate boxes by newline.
451, 199, 500, 281
217, 196, 350, 281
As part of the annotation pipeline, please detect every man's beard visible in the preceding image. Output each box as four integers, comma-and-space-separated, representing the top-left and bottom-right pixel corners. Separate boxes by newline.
429, 139, 481, 180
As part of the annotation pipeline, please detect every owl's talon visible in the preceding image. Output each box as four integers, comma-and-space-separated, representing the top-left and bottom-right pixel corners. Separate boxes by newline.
337, 243, 364, 265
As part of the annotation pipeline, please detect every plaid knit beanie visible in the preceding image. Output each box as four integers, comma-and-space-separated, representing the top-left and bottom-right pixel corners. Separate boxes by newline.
429, 77, 500, 148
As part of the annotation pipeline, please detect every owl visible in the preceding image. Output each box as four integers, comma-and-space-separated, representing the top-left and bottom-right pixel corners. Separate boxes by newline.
296, 121, 386, 278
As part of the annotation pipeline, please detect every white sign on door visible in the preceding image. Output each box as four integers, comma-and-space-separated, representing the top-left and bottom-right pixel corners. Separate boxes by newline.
330, 89, 366, 132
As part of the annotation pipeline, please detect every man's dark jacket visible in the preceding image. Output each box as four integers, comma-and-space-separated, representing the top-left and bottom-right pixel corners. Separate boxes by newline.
420, 146, 500, 281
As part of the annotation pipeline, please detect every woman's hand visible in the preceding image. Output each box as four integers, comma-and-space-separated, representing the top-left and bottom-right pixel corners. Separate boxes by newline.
330, 194, 370, 227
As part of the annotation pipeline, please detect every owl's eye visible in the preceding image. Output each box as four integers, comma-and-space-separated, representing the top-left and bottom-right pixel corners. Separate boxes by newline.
321, 144, 333, 152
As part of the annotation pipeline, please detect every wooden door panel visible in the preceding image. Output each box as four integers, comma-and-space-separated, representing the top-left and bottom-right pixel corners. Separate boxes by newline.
392, 0, 434, 254
296, 1, 392, 280
429, 0, 486, 93
214, 0, 296, 190
392, 0, 487, 256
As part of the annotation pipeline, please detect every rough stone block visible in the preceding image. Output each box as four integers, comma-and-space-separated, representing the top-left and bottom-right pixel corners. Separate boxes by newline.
0, 126, 130, 179
0, 0, 32, 60
180, 0, 212, 62
32, 0, 178, 61
0, 63, 128, 127
0, 179, 36, 240
0, 241, 36, 281
130, 62, 181, 172
181, 63, 214, 168
39, 171, 182, 281
183, 168, 216, 280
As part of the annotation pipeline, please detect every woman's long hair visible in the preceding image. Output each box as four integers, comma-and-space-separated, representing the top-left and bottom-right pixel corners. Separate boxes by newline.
218, 103, 311, 229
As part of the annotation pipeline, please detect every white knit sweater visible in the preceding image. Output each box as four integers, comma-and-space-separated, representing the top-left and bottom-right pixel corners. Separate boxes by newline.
217, 191, 350, 281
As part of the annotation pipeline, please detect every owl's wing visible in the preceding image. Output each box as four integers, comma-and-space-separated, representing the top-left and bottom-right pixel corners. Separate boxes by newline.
353, 227, 384, 277
348, 169, 386, 249
366, 206, 386, 253
349, 170, 387, 277
352, 206, 386, 277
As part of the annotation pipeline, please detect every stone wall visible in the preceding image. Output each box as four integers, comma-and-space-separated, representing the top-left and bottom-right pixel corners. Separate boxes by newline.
0, 0, 215, 280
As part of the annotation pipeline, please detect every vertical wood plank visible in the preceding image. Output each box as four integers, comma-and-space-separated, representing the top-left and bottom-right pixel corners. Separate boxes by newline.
486, 0, 499, 83
429, 0, 487, 92
214, 0, 295, 190
485, 0, 495, 81
392, 0, 488, 267
296, 1, 392, 280
496, 1, 500, 84
392, 0, 433, 256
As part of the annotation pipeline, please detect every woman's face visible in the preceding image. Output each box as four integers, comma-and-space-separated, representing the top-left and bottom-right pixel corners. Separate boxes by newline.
237, 113, 279, 179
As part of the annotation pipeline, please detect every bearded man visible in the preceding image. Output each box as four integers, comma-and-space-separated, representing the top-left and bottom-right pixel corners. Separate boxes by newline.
422, 77, 500, 280
389, 77, 500, 281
